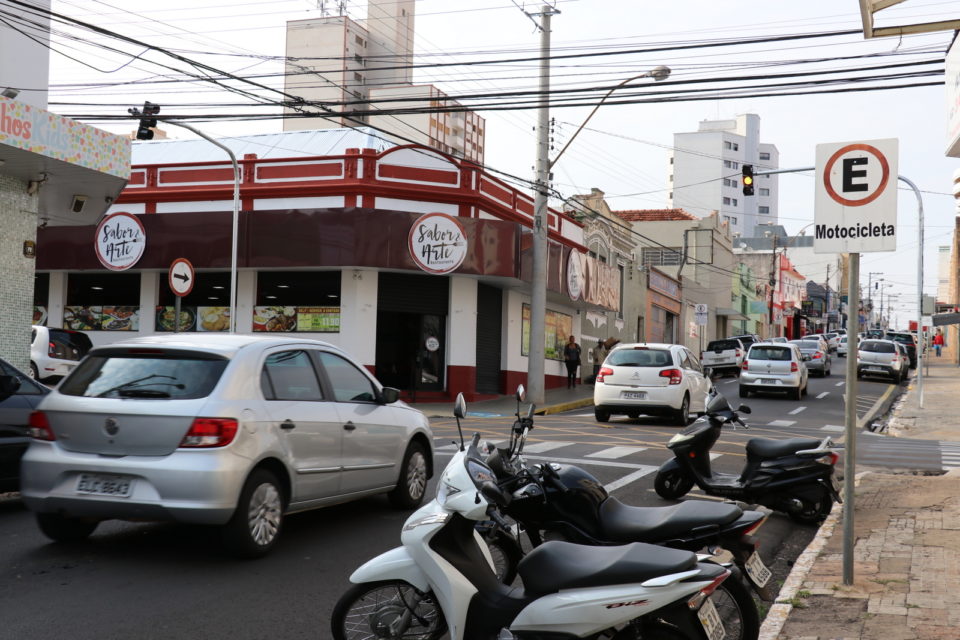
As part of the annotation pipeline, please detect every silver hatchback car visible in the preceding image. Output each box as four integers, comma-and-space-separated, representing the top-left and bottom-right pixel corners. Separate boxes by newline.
739, 342, 808, 400
21, 334, 434, 557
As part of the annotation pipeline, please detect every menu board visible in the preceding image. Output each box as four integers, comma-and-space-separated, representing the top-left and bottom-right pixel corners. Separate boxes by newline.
64, 305, 140, 331
521, 304, 572, 361
156, 306, 230, 332
252, 306, 341, 332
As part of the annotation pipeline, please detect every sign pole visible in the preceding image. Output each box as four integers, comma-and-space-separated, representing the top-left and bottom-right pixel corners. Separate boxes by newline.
842, 252, 860, 585
174, 296, 182, 335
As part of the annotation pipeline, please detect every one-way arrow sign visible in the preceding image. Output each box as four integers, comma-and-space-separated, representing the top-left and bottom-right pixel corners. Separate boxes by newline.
168, 258, 195, 297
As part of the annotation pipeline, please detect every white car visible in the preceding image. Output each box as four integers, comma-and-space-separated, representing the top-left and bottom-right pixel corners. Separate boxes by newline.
30, 326, 93, 381
593, 343, 712, 425
739, 342, 808, 400
837, 335, 856, 357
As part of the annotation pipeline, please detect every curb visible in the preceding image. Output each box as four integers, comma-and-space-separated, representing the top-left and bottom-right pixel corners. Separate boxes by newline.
758, 471, 868, 640
857, 383, 899, 430
536, 397, 594, 416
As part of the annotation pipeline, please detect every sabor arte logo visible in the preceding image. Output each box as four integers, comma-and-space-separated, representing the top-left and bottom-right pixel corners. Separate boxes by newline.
95, 212, 146, 271
408, 212, 468, 274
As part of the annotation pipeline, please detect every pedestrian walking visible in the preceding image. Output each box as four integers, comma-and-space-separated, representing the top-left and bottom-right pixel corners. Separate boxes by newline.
933, 329, 944, 357
590, 339, 608, 384
563, 335, 582, 389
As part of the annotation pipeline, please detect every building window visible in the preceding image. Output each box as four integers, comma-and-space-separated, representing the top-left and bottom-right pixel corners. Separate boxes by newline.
253, 271, 341, 333
669, 174, 673, 182
157, 271, 232, 332
723, 160, 740, 169
732, 198, 738, 207
65, 272, 141, 331
759, 188, 770, 196
733, 142, 739, 151
759, 206, 770, 214
354, 72, 363, 83
669, 156, 674, 164
355, 35, 365, 47
724, 141, 732, 150
641, 247, 683, 266
731, 216, 738, 224
722, 197, 731, 205
723, 178, 739, 188
759, 152, 771, 160
725, 141, 739, 151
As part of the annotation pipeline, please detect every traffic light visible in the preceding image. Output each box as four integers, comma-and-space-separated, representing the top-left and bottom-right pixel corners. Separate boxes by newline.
741, 164, 754, 196
134, 101, 160, 140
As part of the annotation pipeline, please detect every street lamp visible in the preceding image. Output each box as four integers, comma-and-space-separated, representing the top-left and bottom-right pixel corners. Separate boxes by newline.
527, 63, 671, 405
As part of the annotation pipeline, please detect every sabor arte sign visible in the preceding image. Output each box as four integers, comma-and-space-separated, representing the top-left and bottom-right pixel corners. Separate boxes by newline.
408, 212, 468, 275
95, 212, 146, 270
813, 138, 898, 254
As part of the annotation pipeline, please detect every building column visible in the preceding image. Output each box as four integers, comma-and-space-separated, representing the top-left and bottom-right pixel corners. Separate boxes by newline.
236, 270, 257, 334
0, 175, 37, 371
47, 271, 66, 329
447, 276, 477, 397
139, 272, 157, 334
339, 269, 379, 368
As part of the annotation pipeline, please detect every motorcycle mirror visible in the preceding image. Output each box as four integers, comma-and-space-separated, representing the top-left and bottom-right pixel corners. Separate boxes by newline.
453, 393, 467, 419
516, 384, 526, 402
480, 481, 511, 507
738, 405, 752, 414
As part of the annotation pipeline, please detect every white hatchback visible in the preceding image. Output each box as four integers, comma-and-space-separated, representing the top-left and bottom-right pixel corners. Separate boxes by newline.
593, 343, 712, 425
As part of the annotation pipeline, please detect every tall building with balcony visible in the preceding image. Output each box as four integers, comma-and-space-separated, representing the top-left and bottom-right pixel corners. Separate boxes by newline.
667, 114, 778, 238
282, 0, 484, 164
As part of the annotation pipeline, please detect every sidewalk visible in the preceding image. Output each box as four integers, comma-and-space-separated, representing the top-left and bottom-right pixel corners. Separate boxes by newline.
764, 360, 960, 640
410, 383, 594, 418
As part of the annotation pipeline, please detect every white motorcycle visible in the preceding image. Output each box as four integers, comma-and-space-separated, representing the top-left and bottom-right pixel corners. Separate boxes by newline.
331, 393, 734, 640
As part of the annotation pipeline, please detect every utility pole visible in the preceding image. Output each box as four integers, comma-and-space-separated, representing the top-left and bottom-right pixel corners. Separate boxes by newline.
867, 271, 882, 327
527, 5, 559, 406
768, 234, 778, 338
825, 263, 831, 332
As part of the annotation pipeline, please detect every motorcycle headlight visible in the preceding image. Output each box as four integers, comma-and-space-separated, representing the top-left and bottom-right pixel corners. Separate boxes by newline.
467, 459, 495, 488
436, 480, 461, 506
669, 432, 694, 445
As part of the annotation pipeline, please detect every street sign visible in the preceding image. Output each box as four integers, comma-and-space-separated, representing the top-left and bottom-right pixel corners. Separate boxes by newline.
694, 303, 708, 326
814, 139, 898, 254
933, 312, 960, 326
168, 258, 195, 297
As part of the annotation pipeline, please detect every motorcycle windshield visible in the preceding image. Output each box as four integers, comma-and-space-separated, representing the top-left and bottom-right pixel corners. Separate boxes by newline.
705, 388, 731, 414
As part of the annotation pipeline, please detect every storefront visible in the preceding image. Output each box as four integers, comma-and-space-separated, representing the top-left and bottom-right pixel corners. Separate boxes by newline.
646, 269, 681, 344
34, 133, 621, 400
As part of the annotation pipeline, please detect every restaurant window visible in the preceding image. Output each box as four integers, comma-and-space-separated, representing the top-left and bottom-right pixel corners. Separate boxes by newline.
65, 272, 141, 331
157, 271, 232, 333
254, 271, 341, 333
33, 272, 49, 326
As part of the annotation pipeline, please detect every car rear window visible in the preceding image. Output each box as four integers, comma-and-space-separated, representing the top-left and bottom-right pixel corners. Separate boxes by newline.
748, 346, 792, 361
791, 341, 820, 351
607, 349, 673, 367
47, 329, 93, 362
706, 340, 739, 351
861, 341, 895, 354
888, 334, 916, 345
59, 353, 228, 399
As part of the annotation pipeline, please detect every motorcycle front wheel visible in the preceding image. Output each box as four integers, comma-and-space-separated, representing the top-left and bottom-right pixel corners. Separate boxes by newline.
331, 580, 447, 640
653, 469, 694, 500
483, 527, 523, 584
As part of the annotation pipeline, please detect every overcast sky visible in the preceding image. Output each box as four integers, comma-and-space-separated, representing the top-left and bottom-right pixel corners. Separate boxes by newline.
39, 0, 960, 322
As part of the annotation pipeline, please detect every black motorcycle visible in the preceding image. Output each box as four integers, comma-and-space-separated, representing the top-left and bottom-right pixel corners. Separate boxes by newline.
478, 387, 766, 640
653, 388, 842, 523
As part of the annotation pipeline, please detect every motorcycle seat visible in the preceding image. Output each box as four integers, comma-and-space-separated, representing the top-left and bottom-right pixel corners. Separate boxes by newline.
518, 540, 696, 596
598, 497, 741, 543
746, 437, 822, 459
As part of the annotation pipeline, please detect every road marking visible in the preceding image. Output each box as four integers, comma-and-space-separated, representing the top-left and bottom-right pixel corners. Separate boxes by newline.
821, 425, 845, 432
709, 452, 723, 461
816, 392, 830, 399
587, 446, 648, 459
603, 466, 659, 492
523, 454, 657, 470
789, 406, 807, 415
723, 379, 737, 385
835, 381, 845, 387
523, 441, 574, 453
768, 420, 796, 427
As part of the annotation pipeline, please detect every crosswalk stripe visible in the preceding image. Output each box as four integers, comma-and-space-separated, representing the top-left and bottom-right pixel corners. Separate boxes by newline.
816, 392, 829, 399
709, 452, 723, 461
603, 466, 659, 493
789, 406, 807, 415
835, 381, 845, 387
821, 425, 845, 432
523, 441, 574, 453
586, 446, 648, 459
768, 420, 796, 427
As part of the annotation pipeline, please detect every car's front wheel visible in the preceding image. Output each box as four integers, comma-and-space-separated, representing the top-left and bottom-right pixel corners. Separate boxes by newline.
222, 469, 284, 558
594, 408, 611, 422
36, 513, 98, 542
389, 442, 428, 509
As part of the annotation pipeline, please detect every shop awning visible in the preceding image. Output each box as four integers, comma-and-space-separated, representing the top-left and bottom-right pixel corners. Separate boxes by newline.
715, 307, 750, 322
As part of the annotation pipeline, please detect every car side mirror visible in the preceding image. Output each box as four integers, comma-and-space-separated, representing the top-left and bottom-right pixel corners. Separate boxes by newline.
516, 384, 526, 402
453, 392, 467, 419
0, 375, 21, 402
379, 387, 400, 404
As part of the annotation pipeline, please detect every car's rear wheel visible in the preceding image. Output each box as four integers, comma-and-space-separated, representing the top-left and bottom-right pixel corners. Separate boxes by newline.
222, 469, 284, 558
594, 408, 611, 422
389, 442, 428, 509
739, 387, 749, 398
790, 386, 802, 401
29, 362, 39, 380
673, 394, 690, 426
627, 412, 640, 419
36, 513, 99, 542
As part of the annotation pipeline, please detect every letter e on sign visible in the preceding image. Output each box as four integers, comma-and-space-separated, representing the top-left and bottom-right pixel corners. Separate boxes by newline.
813, 138, 898, 255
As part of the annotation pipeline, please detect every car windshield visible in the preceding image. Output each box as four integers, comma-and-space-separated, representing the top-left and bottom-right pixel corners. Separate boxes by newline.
889, 334, 916, 345
748, 346, 792, 361
606, 348, 673, 367
706, 340, 739, 351
59, 353, 229, 399
861, 341, 895, 354
790, 341, 820, 351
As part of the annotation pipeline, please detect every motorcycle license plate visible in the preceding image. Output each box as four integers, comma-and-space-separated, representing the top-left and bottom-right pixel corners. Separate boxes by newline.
745, 551, 772, 588
622, 391, 647, 400
697, 597, 725, 640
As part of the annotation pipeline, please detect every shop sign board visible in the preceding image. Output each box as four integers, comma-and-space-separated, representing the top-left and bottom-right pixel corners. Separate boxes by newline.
408, 212, 468, 274
814, 139, 898, 254
566, 250, 584, 300
95, 212, 146, 271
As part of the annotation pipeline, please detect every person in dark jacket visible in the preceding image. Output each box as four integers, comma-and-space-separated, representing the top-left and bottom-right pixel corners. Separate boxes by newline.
563, 335, 582, 388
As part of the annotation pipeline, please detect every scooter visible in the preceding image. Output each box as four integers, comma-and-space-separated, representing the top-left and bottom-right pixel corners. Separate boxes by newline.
653, 388, 842, 523
332, 394, 736, 640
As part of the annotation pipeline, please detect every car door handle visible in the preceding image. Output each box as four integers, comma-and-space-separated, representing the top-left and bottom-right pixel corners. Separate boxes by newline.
280, 419, 296, 430
343, 421, 356, 431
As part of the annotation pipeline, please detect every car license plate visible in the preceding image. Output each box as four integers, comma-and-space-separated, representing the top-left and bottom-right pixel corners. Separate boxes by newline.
697, 596, 725, 640
622, 391, 647, 400
761, 378, 777, 384
745, 551, 772, 588
76, 473, 133, 498
866, 367, 884, 373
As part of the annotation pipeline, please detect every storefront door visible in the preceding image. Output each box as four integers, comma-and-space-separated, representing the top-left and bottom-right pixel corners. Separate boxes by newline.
375, 312, 445, 391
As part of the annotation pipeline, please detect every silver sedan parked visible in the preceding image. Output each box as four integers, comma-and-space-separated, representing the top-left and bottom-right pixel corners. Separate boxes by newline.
20, 334, 434, 557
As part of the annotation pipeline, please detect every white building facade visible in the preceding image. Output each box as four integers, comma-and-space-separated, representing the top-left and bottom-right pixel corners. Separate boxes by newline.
668, 114, 779, 238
